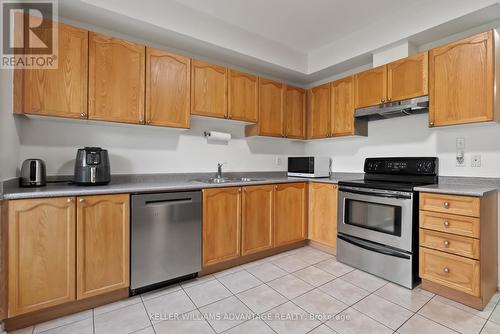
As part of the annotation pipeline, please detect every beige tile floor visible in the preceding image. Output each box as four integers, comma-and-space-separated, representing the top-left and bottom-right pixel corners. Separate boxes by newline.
6, 246, 500, 334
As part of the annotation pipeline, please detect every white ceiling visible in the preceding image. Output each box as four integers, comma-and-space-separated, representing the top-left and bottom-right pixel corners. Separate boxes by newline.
61, 0, 500, 85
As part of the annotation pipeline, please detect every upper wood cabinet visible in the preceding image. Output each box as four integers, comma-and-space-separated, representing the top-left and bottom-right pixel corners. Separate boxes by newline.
228, 70, 258, 122
146, 48, 191, 128
354, 65, 387, 109
76, 194, 130, 300
274, 183, 307, 247
89, 32, 145, 124
429, 31, 496, 127
257, 78, 285, 137
14, 23, 88, 119
241, 185, 274, 256
308, 183, 338, 248
191, 60, 228, 119
387, 51, 428, 102
203, 188, 241, 267
331, 76, 356, 137
307, 83, 331, 139
285, 85, 306, 139
7, 197, 76, 316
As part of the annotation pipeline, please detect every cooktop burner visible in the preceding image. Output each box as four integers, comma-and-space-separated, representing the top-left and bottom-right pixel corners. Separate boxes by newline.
338, 157, 439, 192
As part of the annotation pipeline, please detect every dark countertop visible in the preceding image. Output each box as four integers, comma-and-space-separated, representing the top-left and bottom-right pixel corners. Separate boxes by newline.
1, 172, 363, 200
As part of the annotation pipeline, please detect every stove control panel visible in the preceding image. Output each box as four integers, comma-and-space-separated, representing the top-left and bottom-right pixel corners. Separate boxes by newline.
364, 157, 438, 175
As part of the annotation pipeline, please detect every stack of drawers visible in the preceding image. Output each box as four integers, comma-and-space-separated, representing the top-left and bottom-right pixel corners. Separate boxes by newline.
418, 192, 498, 310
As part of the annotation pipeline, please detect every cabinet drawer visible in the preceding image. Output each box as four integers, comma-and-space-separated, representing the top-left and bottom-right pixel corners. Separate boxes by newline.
420, 193, 480, 217
419, 211, 480, 238
419, 247, 480, 296
419, 229, 479, 259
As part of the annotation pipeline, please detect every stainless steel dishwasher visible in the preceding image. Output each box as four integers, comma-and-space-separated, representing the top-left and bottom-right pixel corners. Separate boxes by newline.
130, 191, 202, 295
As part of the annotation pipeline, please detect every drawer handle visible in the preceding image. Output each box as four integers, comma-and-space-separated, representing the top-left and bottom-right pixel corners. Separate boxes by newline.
444, 202, 450, 209
443, 220, 450, 228
443, 240, 450, 247
443, 267, 450, 273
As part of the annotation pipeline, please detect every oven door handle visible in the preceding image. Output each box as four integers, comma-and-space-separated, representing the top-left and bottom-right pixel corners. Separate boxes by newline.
339, 188, 411, 199
338, 234, 411, 259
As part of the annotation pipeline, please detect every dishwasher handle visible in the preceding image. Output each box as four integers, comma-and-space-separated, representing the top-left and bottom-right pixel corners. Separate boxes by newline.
132, 191, 202, 209
145, 198, 193, 206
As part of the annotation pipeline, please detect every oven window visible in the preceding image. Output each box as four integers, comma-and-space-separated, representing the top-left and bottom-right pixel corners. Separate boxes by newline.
344, 199, 402, 236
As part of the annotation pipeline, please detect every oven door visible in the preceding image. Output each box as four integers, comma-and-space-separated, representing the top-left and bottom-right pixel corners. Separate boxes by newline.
338, 186, 414, 252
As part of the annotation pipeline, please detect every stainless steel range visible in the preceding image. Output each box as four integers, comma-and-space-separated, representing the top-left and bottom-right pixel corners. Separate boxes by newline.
337, 157, 438, 288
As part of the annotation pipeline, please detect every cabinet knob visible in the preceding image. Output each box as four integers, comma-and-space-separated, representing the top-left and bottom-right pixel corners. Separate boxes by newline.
443, 240, 450, 247
444, 202, 450, 209
67, 198, 73, 203
387, 97, 392, 102
429, 122, 435, 127
80, 112, 86, 118
443, 267, 450, 273
381, 99, 385, 103
443, 220, 450, 228
147, 120, 152, 125
79, 198, 85, 204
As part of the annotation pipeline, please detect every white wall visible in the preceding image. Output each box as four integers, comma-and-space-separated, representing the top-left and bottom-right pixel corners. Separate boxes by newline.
0, 69, 20, 182
17, 116, 305, 176
306, 114, 500, 178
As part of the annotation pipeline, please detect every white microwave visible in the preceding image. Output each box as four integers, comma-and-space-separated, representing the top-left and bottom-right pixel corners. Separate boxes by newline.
287, 156, 330, 178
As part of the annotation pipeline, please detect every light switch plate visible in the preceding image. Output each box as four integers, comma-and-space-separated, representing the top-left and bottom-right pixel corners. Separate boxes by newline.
456, 138, 466, 149
471, 155, 481, 167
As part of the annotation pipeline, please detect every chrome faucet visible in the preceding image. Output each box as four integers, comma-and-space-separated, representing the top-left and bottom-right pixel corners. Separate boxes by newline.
216, 163, 226, 179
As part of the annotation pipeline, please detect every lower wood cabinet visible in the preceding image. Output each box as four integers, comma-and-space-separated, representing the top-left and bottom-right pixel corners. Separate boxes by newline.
76, 194, 130, 300
308, 183, 338, 248
6, 194, 130, 317
7, 197, 76, 316
274, 183, 307, 247
241, 185, 274, 256
202, 188, 241, 267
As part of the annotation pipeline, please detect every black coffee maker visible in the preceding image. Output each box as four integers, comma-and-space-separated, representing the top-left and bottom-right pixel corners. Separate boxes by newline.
73, 147, 111, 186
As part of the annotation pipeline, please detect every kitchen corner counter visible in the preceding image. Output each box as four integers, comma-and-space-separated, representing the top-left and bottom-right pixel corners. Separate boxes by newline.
1, 172, 363, 200
415, 178, 499, 197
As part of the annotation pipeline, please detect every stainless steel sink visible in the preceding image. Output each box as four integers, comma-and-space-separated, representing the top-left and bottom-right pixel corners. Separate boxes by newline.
192, 177, 266, 184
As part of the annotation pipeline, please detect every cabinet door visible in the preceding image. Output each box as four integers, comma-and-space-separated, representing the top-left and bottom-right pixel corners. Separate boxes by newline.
191, 60, 227, 118
77, 194, 130, 299
8, 197, 76, 316
16, 23, 88, 119
285, 85, 306, 139
259, 78, 285, 137
89, 33, 145, 124
331, 76, 355, 137
387, 51, 428, 102
203, 188, 241, 266
354, 65, 387, 108
308, 183, 338, 248
146, 48, 191, 128
274, 183, 307, 247
307, 83, 331, 139
228, 70, 258, 122
242, 185, 274, 256
429, 31, 493, 127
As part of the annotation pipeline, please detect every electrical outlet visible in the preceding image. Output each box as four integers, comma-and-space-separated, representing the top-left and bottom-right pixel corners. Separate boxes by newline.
471, 155, 481, 167
456, 151, 465, 167
275, 157, 283, 166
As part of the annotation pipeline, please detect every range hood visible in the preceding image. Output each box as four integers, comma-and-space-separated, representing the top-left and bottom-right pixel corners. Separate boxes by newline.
355, 96, 429, 121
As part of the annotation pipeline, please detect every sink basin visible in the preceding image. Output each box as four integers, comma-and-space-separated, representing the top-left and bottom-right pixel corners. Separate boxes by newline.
192, 177, 266, 184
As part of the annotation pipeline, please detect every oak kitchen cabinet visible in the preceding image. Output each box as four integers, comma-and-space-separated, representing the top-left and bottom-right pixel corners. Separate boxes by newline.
307, 83, 331, 139
308, 183, 338, 248
76, 194, 130, 300
285, 85, 306, 139
354, 65, 387, 109
419, 192, 498, 310
14, 23, 88, 119
89, 32, 145, 124
241, 185, 274, 255
191, 60, 228, 119
7, 197, 76, 317
429, 31, 497, 127
246, 78, 285, 137
228, 69, 259, 122
146, 48, 191, 128
5, 194, 130, 317
387, 51, 428, 103
331, 76, 357, 137
274, 183, 308, 247
202, 187, 241, 267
